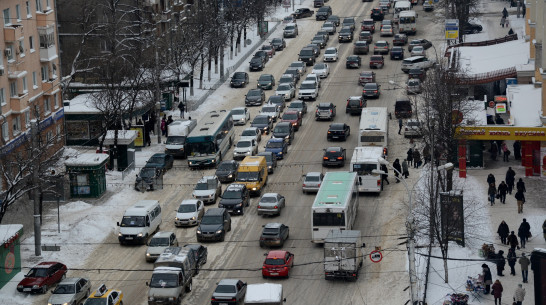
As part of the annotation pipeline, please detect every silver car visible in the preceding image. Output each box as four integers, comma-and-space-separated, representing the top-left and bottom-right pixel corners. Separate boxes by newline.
403, 119, 422, 138
211, 279, 247, 304
48, 277, 92, 305
146, 231, 178, 262
302, 172, 324, 193
192, 175, 222, 204
257, 193, 286, 216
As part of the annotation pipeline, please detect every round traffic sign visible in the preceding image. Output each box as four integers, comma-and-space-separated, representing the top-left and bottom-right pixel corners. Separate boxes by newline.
488, 101, 495, 108
369, 250, 383, 263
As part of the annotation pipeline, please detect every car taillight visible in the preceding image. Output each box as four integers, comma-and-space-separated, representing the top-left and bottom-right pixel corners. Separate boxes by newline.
323, 157, 329, 160
274, 205, 278, 209
318, 183, 321, 187
337, 157, 343, 160
377, 179, 381, 186
329, 110, 332, 113
302, 183, 306, 187
257, 205, 261, 209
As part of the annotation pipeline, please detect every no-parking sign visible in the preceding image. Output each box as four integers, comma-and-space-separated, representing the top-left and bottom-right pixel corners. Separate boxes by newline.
370, 250, 383, 263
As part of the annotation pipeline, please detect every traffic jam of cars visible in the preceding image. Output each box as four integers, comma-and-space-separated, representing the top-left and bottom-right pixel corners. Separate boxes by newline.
17, 0, 445, 303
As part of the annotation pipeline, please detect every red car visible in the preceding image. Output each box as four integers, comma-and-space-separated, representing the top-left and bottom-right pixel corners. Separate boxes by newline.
369, 55, 385, 69
281, 110, 303, 131
262, 250, 294, 278
17, 262, 67, 293
361, 19, 375, 33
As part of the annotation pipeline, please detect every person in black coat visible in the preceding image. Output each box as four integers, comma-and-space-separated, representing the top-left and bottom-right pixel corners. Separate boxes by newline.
516, 178, 526, 192
513, 141, 521, 160
497, 181, 508, 204
506, 167, 516, 194
487, 173, 496, 186
515, 189, 526, 213
406, 148, 413, 166
518, 219, 531, 248
507, 231, 519, 250
393, 159, 402, 183
381, 164, 389, 185
482, 264, 493, 294
496, 250, 506, 276
497, 220, 510, 245
507, 248, 517, 275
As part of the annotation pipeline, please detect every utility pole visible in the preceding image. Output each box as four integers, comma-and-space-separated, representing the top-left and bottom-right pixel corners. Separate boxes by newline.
155, 49, 161, 144
31, 120, 41, 256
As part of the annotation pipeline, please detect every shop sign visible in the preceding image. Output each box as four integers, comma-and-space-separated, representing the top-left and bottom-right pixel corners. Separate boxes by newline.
494, 95, 507, 103
495, 103, 507, 113
457, 126, 546, 141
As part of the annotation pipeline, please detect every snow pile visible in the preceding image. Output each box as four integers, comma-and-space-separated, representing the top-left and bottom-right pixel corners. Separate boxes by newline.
457, 39, 529, 75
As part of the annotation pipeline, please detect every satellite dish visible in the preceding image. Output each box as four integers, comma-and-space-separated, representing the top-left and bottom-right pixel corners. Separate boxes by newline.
245, 39, 252, 45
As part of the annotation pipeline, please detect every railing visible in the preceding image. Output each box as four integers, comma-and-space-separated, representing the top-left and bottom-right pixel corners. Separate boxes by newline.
444, 34, 518, 58
121, 161, 135, 181
455, 67, 517, 85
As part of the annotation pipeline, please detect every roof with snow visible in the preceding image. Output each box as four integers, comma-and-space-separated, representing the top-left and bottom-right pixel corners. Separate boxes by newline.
64, 91, 153, 114
244, 283, 283, 303
103, 130, 138, 145
507, 84, 543, 127
457, 39, 529, 75
64, 153, 109, 166
0, 224, 23, 245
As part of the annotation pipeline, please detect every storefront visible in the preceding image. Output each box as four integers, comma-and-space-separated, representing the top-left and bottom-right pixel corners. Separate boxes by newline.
0, 224, 23, 290
65, 153, 109, 198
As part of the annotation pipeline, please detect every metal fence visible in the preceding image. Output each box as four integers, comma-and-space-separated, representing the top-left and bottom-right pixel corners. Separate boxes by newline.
121, 161, 135, 181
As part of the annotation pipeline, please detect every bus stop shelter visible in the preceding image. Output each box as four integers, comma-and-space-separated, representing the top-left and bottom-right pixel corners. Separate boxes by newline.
65, 153, 109, 198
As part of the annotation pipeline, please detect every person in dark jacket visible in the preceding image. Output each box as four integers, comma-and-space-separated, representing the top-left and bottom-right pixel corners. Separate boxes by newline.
513, 141, 521, 160
497, 220, 510, 245
482, 264, 493, 294
495, 250, 506, 276
543, 219, 546, 242
488, 183, 497, 206
491, 142, 498, 160
516, 178, 526, 192
413, 149, 421, 168
381, 164, 389, 185
518, 219, 531, 248
398, 118, 403, 134
423, 144, 431, 165
507, 248, 517, 275
393, 159, 402, 183
506, 167, 516, 194
503, 7, 508, 18
507, 231, 519, 250
515, 189, 525, 214
487, 173, 496, 186
491, 279, 503, 305
497, 181, 508, 204
406, 148, 413, 166
519, 252, 530, 283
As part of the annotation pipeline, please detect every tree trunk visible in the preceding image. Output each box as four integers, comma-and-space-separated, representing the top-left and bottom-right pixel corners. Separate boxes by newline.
444, 257, 449, 283
199, 54, 205, 90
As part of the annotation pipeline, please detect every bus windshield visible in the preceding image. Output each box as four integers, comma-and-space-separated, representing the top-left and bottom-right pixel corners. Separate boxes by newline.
187, 141, 216, 156
399, 16, 416, 24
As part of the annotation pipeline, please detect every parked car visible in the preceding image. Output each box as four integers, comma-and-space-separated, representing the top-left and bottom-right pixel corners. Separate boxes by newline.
261, 45, 276, 57
272, 121, 295, 145
260, 104, 281, 122
282, 15, 296, 24
462, 22, 483, 34
327, 123, 351, 141
393, 33, 408, 46
361, 19, 375, 33
257, 193, 286, 216
411, 45, 426, 57
353, 41, 369, 55
17, 262, 68, 293
281, 110, 303, 131
257, 151, 278, 174
249, 56, 265, 71
390, 46, 405, 60
267, 95, 286, 112
245, 88, 265, 106
322, 146, 347, 167
359, 70, 376, 85
302, 172, 324, 193
395, 98, 413, 118
359, 31, 373, 43
270, 37, 286, 51
231, 107, 251, 126
287, 100, 307, 117
240, 127, 262, 143
407, 78, 422, 94
254, 51, 269, 64
251, 114, 273, 134
275, 83, 296, 101
373, 40, 390, 54
403, 119, 422, 137
48, 277, 91, 305
265, 138, 288, 160
315, 102, 337, 121
218, 184, 250, 215
409, 68, 426, 80
371, 8, 385, 21
346, 55, 362, 68
323, 47, 339, 62
230, 72, 249, 88
312, 62, 330, 78
293, 8, 314, 18
408, 39, 433, 51
401, 56, 434, 72
369, 55, 385, 69
423, 1, 434, 11
145, 153, 174, 172
257, 74, 275, 90
211, 279, 246, 305
346, 96, 367, 114
262, 250, 294, 278
134, 167, 164, 191
215, 160, 239, 183
192, 175, 222, 204
380, 24, 393, 36
314, 0, 325, 7
362, 82, 381, 98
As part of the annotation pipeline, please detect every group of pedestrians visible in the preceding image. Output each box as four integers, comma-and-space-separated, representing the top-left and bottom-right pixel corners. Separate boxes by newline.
497, 219, 532, 250
485, 169, 526, 212
489, 140, 521, 161
160, 115, 174, 137
482, 250, 529, 304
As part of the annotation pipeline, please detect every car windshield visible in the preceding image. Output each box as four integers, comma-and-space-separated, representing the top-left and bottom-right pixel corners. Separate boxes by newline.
318, 105, 332, 110
149, 273, 178, 288
352, 163, 377, 175
52, 284, 75, 294
324, 151, 341, 157
283, 113, 298, 120
274, 125, 289, 133
259, 154, 273, 162
300, 49, 314, 56
267, 141, 284, 148
279, 77, 292, 83
272, 38, 282, 43
201, 215, 223, 225
250, 57, 261, 63
355, 42, 367, 46
262, 228, 280, 235
178, 204, 196, 213
262, 45, 272, 50
217, 163, 235, 171
305, 175, 320, 182
260, 196, 277, 203
323, 22, 333, 27
233, 73, 246, 79
149, 237, 170, 247
147, 156, 164, 164
364, 84, 378, 90
259, 75, 272, 81
325, 49, 336, 55
330, 124, 345, 130
289, 102, 302, 108
194, 182, 211, 190
262, 106, 276, 112
265, 258, 285, 265
242, 130, 257, 136
248, 91, 261, 97
237, 171, 259, 182
300, 83, 316, 89
236, 141, 251, 148
408, 79, 419, 85
383, 25, 392, 30
120, 216, 145, 227
165, 136, 185, 145
277, 85, 291, 91
371, 56, 383, 61
215, 285, 236, 293
340, 29, 351, 34
27, 268, 48, 277
285, 26, 295, 30
84, 299, 107, 305
139, 167, 156, 178
408, 121, 421, 127
253, 117, 269, 124
223, 189, 243, 199
361, 72, 373, 77
314, 63, 326, 69
376, 42, 387, 47
413, 46, 423, 51
348, 56, 358, 61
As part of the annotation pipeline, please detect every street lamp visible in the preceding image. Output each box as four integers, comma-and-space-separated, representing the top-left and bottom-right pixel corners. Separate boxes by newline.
377, 157, 418, 305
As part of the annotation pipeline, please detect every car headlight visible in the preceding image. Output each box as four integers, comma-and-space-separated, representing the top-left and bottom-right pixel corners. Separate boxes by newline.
192, 193, 196, 198
190, 216, 196, 220
137, 233, 143, 237
209, 194, 214, 198
17, 285, 22, 289
118, 233, 122, 237
216, 229, 223, 234
146, 253, 151, 257
252, 187, 257, 191
175, 217, 179, 221
169, 297, 175, 301
227, 174, 233, 178
149, 296, 155, 301
33, 285, 39, 289
196, 230, 202, 234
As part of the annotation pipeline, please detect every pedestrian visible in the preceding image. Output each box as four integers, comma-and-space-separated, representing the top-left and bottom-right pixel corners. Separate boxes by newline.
498, 181, 508, 204
506, 167, 516, 194
516, 178, 526, 192
501, 16, 506, 27
495, 250, 506, 276
519, 252, 530, 283
513, 283, 525, 305
491, 279, 503, 305
178, 102, 185, 118
513, 141, 521, 160
144, 121, 151, 146
393, 159, 402, 183
166, 115, 174, 137
522, 2, 526, 17
518, 219, 531, 248
487, 173, 496, 186
491, 142, 498, 160
507, 231, 519, 250
497, 220, 510, 245
381, 164, 390, 185
160, 117, 167, 136
482, 264, 493, 294
423, 144, 431, 165
507, 248, 517, 275
503, 7, 508, 18
508, 28, 514, 35
501, 142, 510, 161
488, 183, 497, 206
406, 148, 413, 166
504, 18, 510, 28
413, 149, 421, 168
402, 159, 409, 179
515, 189, 525, 213
398, 118, 403, 134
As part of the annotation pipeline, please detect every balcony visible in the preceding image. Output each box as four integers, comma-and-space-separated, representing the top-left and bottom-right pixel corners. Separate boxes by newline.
40, 45, 58, 62
3, 24, 24, 42
10, 94, 28, 113
36, 9, 56, 27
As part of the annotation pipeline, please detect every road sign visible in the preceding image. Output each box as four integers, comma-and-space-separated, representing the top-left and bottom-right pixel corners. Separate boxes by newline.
369, 250, 383, 263
445, 19, 459, 40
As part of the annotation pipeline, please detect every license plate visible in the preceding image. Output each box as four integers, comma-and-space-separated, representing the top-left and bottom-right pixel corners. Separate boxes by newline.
330, 159, 336, 161
220, 303, 228, 305
270, 272, 279, 275
125, 237, 133, 240
23, 288, 31, 292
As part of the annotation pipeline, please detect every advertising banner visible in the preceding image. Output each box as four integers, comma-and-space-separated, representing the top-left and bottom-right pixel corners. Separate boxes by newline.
440, 192, 465, 246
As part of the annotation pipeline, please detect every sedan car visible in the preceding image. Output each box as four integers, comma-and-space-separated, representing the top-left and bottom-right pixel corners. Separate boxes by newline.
240, 127, 262, 143
361, 19, 375, 33
369, 55, 385, 69
393, 33, 408, 46
262, 250, 294, 278
192, 175, 222, 204
175, 199, 205, 227
374, 40, 390, 54
145, 153, 174, 172
249, 56, 265, 71
230, 72, 249, 88
403, 119, 422, 137
362, 82, 381, 98
353, 41, 369, 55
215, 160, 239, 183
380, 24, 393, 36
292, 7, 314, 19
134, 167, 164, 191
322, 21, 337, 35
338, 27, 354, 42
251, 115, 273, 134
323, 47, 338, 62
278, 74, 296, 87
145, 231, 178, 262
245, 88, 265, 106
346, 55, 362, 68
254, 50, 269, 64
289, 61, 307, 76
275, 83, 296, 101
270, 37, 286, 51
284, 68, 301, 83
411, 45, 426, 57
346, 96, 366, 115
260, 104, 281, 122
371, 8, 385, 21
407, 78, 422, 94
322, 146, 347, 167
359, 70, 376, 85
281, 110, 303, 131
462, 22, 483, 34
312, 35, 327, 48
287, 100, 307, 116
423, 2, 434, 11
327, 123, 351, 141
184, 244, 208, 266
264, 138, 288, 160
327, 15, 340, 26
259, 223, 290, 247
312, 63, 330, 78
282, 15, 296, 24
17, 262, 68, 293
359, 31, 373, 43
267, 95, 286, 112
302, 172, 324, 193
211, 279, 247, 305
231, 107, 250, 125
83, 285, 123, 305
409, 68, 426, 80
257, 74, 275, 90
261, 44, 276, 57
257, 193, 286, 216
408, 39, 433, 51
48, 277, 91, 305
390, 46, 405, 60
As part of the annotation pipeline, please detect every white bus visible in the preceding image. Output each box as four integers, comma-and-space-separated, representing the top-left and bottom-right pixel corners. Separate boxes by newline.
393, 0, 411, 23
351, 147, 385, 193
399, 10, 418, 35
359, 107, 389, 156
311, 171, 359, 243
186, 110, 235, 168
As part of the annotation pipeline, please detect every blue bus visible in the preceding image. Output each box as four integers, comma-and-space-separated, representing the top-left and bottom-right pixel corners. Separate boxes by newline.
186, 110, 235, 168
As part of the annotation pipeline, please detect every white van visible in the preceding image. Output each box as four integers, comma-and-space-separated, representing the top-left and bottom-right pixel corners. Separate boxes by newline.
118, 200, 162, 245
350, 146, 385, 193
401, 56, 434, 72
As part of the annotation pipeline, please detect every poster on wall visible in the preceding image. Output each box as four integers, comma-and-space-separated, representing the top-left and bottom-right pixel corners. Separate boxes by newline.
541, 146, 546, 177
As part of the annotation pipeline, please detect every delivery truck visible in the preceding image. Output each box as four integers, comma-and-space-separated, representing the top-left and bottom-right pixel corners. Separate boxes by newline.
323, 230, 364, 281
164, 119, 197, 158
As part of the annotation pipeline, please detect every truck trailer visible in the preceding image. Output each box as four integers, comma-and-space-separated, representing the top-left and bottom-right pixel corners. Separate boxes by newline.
323, 230, 364, 281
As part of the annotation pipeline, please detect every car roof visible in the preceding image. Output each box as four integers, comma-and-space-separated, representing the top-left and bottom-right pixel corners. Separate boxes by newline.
330, 123, 346, 127
264, 222, 283, 229
306, 171, 322, 177
153, 231, 175, 238
35, 261, 60, 268
258, 151, 275, 157
326, 146, 343, 152
404, 56, 426, 60
226, 183, 246, 191
58, 277, 83, 285
151, 153, 168, 158
180, 199, 201, 205
205, 208, 227, 216
275, 121, 292, 127
243, 127, 259, 132
318, 102, 333, 107
325, 47, 337, 51
218, 279, 240, 285
268, 138, 284, 143
219, 160, 238, 166
266, 250, 289, 258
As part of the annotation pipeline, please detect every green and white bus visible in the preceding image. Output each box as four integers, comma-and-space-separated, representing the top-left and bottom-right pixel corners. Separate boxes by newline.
186, 110, 235, 168
311, 171, 359, 243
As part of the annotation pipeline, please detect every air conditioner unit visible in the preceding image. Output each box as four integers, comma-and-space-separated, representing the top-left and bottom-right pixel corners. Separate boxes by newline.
4, 49, 11, 57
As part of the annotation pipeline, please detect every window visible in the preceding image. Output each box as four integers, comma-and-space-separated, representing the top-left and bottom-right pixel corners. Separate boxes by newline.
46, 0, 51, 9
0, 88, 5, 105
26, 1, 31, 17
29, 36, 34, 51
22, 76, 27, 93
44, 97, 50, 114
32, 71, 37, 87
46, 130, 52, 142
9, 82, 17, 97
53, 93, 59, 108
35, 0, 42, 12
12, 116, 21, 135
24, 110, 30, 126
3, 9, 10, 26
15, 5, 21, 21
41, 65, 48, 81
56, 123, 61, 142
19, 40, 25, 56
6, 45, 14, 61
1, 122, 8, 141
